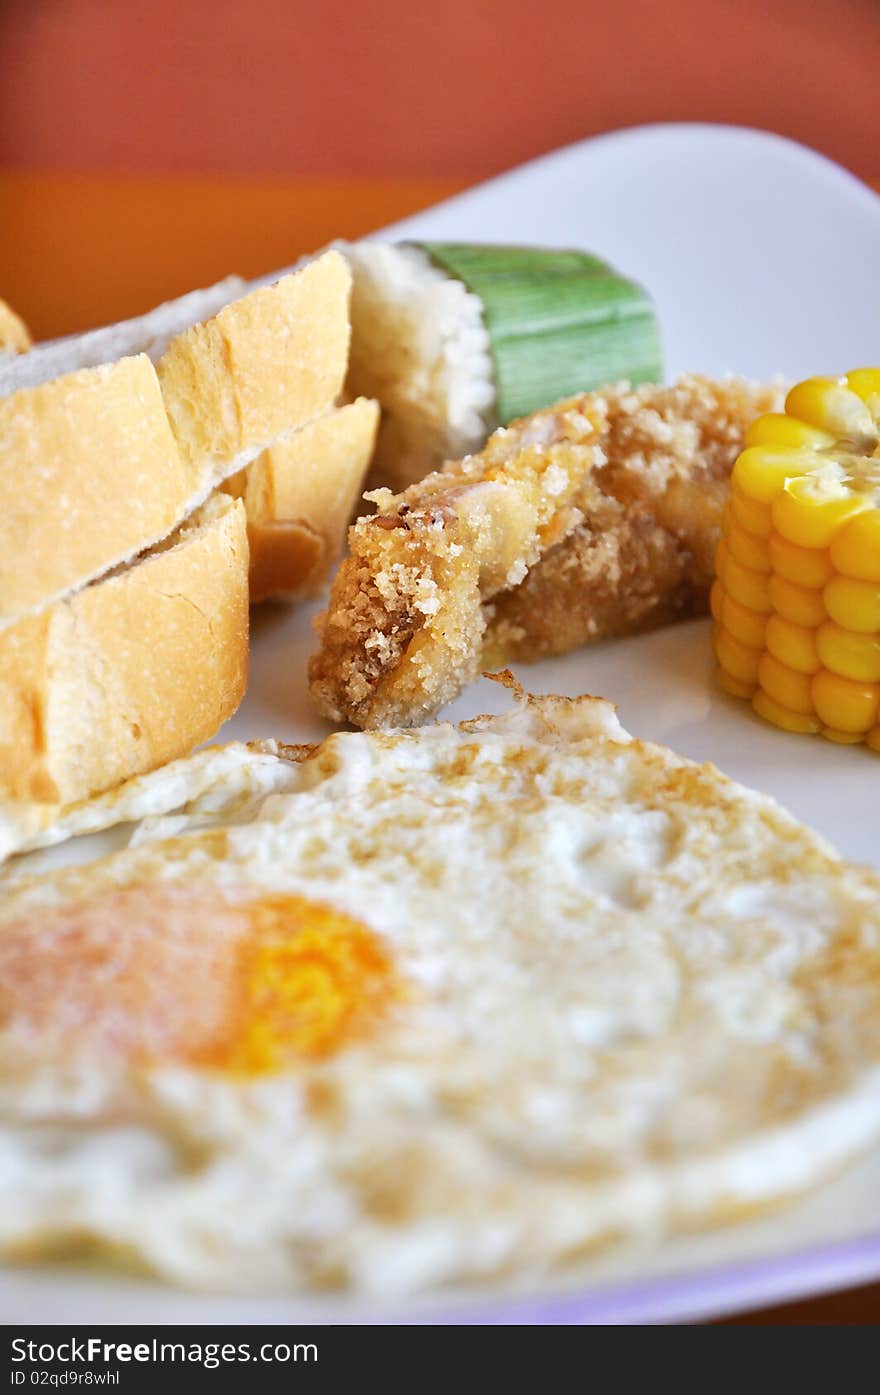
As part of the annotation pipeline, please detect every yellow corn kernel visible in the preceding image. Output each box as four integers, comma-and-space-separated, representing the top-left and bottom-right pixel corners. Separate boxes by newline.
730, 490, 773, 539
745, 413, 834, 450
785, 376, 874, 437
815, 622, 880, 683
714, 537, 729, 581
867, 727, 880, 753
757, 652, 814, 714
845, 368, 880, 416
823, 575, 880, 633
822, 728, 865, 745
764, 615, 820, 674
722, 551, 773, 614
768, 574, 827, 628
768, 532, 834, 589
829, 511, 880, 583
713, 625, 761, 686
811, 669, 880, 733
724, 515, 771, 573
732, 446, 809, 504
719, 590, 767, 649
752, 690, 821, 735
710, 578, 725, 623
772, 475, 869, 549
715, 665, 756, 701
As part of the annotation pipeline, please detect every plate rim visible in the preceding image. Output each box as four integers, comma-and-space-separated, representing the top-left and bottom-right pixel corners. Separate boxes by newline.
381, 119, 880, 239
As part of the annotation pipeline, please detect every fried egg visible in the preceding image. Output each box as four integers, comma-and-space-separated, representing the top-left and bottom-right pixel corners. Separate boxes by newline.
2, 687, 880, 1293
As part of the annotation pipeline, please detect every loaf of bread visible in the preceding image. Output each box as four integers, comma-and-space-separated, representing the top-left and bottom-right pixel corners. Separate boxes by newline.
1, 255, 352, 629
0, 298, 31, 356
0, 494, 248, 805
0, 252, 353, 811
227, 396, 379, 601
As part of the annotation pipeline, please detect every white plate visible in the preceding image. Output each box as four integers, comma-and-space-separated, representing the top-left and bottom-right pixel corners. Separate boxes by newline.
5, 123, 880, 1324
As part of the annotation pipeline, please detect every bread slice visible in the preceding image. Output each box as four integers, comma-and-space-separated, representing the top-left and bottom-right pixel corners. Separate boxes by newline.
1, 255, 352, 629
0, 298, 31, 356
0, 356, 204, 627
309, 376, 784, 728
157, 251, 352, 481
0, 276, 243, 396
0, 493, 248, 805
226, 397, 379, 602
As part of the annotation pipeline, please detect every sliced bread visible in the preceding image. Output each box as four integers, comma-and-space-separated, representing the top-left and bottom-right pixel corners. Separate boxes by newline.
0, 277, 243, 396
157, 251, 352, 481
0, 493, 248, 805
226, 396, 379, 602
0, 356, 201, 627
1, 255, 352, 628
0, 298, 31, 356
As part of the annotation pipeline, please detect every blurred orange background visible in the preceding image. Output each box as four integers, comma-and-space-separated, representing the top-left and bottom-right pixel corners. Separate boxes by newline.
1, 0, 877, 337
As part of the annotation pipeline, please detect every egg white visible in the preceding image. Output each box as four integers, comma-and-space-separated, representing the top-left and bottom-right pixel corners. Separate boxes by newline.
2, 692, 880, 1293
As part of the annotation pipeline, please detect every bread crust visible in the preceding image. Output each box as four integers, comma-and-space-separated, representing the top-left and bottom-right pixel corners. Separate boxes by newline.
0, 356, 202, 626
158, 252, 352, 479
0, 278, 244, 398
229, 398, 379, 601
0, 299, 31, 355
1, 256, 351, 630
0, 496, 248, 804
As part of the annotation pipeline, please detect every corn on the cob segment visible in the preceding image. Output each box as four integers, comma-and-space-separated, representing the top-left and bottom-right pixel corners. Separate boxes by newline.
713, 369, 880, 747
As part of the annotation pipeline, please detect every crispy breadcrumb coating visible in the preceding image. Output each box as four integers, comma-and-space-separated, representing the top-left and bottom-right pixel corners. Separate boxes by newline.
489, 375, 785, 660
309, 376, 785, 728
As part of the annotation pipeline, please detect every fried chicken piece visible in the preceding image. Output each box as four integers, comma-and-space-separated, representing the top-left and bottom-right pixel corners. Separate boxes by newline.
309, 376, 784, 728
489, 375, 784, 660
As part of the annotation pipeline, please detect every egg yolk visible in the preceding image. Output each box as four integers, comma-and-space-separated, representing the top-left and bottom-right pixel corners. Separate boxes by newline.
0, 886, 396, 1074
209, 897, 395, 1073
